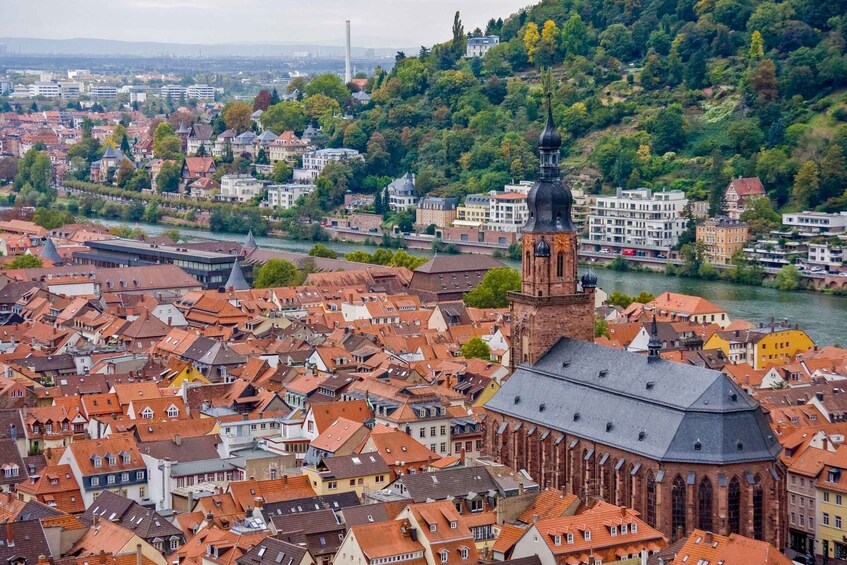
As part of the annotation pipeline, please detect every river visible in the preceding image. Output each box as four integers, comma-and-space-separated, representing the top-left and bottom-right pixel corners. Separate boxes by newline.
94, 219, 847, 346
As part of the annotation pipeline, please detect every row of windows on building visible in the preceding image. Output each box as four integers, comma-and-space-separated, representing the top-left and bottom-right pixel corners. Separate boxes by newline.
325, 476, 386, 490
418, 426, 447, 438
90, 471, 144, 486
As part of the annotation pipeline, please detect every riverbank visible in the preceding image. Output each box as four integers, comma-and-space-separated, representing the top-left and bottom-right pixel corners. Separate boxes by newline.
90, 218, 847, 345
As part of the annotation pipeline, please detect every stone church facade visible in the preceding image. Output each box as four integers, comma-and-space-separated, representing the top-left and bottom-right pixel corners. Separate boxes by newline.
485, 94, 787, 549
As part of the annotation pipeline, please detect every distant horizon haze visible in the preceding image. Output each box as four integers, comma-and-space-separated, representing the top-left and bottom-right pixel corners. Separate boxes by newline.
0, 0, 530, 51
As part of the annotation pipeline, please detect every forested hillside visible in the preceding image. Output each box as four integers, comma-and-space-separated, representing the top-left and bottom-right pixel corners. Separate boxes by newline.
272, 0, 847, 220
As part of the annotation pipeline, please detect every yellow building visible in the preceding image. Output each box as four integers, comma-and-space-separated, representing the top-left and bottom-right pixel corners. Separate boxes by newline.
302, 453, 391, 498
704, 324, 815, 370
696, 216, 749, 266
816, 454, 847, 560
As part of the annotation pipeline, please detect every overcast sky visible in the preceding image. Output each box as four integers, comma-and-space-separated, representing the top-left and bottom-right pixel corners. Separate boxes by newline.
0, 0, 530, 47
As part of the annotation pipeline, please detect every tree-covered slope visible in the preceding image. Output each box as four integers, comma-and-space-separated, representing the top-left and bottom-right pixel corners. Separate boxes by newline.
280, 0, 847, 216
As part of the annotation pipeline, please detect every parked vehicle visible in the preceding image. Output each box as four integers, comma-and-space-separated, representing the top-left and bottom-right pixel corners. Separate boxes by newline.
622, 249, 636, 256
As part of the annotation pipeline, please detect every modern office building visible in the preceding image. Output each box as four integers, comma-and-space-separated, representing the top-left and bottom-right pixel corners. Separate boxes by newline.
76, 238, 242, 290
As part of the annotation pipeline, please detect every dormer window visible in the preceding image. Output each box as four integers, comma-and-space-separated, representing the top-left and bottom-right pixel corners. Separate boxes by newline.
166, 406, 179, 418
631, 523, 637, 533
92, 456, 102, 468
430, 524, 437, 532
141, 407, 154, 419
620, 524, 627, 534
566, 533, 574, 544
107, 455, 116, 466
122, 453, 131, 464
439, 551, 448, 563
450, 521, 457, 529
610, 526, 617, 537
459, 548, 468, 560
583, 530, 591, 541
553, 535, 561, 545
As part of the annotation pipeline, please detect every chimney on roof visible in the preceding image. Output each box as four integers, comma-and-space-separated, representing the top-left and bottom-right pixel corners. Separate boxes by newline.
283, 474, 288, 486
531, 514, 539, 523
5, 522, 12, 547
174, 434, 181, 446
136, 544, 142, 565
99, 550, 107, 565
704, 531, 713, 544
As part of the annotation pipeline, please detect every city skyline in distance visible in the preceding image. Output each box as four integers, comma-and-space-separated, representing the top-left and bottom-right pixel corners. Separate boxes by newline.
0, 0, 529, 54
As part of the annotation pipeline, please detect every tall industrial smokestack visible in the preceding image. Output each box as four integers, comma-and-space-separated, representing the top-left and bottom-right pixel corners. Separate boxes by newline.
345, 20, 352, 84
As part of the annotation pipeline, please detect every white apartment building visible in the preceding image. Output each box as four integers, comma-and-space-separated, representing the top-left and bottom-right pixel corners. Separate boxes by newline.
88, 85, 117, 100
783, 211, 847, 235
488, 192, 529, 232
219, 174, 264, 203
807, 242, 845, 269
28, 82, 60, 98
586, 187, 688, 251
186, 84, 216, 100
267, 183, 315, 210
293, 148, 362, 182
466, 35, 500, 57
161, 84, 187, 99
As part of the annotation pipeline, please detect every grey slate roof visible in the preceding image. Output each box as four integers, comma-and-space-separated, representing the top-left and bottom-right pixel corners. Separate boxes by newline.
485, 338, 781, 465
261, 492, 359, 521
225, 260, 250, 291
41, 238, 62, 265
386, 173, 416, 196
392, 466, 499, 503
81, 490, 183, 541
243, 230, 258, 250
237, 537, 309, 565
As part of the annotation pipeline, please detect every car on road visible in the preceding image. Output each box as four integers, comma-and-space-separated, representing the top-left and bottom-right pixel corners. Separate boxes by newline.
656, 253, 667, 259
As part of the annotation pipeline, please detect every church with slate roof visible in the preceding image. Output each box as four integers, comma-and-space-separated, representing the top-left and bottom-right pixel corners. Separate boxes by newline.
484, 93, 786, 549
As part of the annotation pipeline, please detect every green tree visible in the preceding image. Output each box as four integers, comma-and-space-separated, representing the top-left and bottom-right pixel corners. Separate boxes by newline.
32, 208, 74, 230
308, 243, 337, 259
153, 122, 182, 159
461, 337, 491, 360
305, 74, 349, 104
594, 316, 610, 338
819, 145, 847, 203
651, 106, 686, 154
156, 161, 181, 193
793, 160, 820, 206
253, 259, 302, 288
561, 14, 589, 58
771, 264, 802, 290
162, 229, 181, 243
451, 11, 466, 57
270, 160, 293, 183
7, 255, 43, 269
740, 197, 781, 235
261, 101, 307, 134
463, 267, 521, 308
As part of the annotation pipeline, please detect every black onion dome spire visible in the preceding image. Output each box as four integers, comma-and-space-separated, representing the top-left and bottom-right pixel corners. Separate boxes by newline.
524, 91, 575, 233
538, 92, 562, 152
581, 269, 598, 289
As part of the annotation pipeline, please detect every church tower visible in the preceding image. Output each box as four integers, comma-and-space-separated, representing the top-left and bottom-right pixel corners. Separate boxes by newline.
509, 92, 596, 371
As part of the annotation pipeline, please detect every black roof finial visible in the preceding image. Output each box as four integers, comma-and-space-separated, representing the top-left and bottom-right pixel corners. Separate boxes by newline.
648, 314, 662, 361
